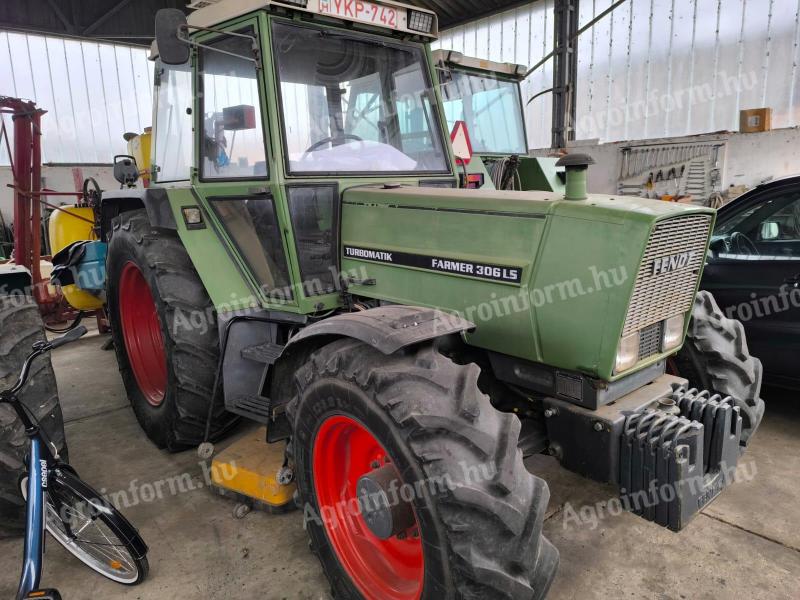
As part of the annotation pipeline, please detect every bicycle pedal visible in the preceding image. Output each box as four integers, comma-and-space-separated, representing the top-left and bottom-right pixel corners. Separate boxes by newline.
24, 589, 63, 600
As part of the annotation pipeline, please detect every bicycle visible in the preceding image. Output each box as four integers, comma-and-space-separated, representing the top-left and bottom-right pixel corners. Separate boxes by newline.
2, 326, 149, 600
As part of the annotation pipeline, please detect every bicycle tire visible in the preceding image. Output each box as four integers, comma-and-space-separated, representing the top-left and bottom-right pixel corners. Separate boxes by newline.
45, 466, 149, 585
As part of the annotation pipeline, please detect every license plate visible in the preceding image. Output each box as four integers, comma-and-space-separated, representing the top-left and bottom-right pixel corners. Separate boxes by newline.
318, 0, 399, 29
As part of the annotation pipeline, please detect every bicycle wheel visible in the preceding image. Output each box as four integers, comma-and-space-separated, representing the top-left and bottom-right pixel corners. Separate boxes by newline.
45, 467, 149, 585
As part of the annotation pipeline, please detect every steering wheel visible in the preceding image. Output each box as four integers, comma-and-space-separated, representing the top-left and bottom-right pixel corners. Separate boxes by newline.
301, 134, 363, 161
730, 231, 761, 256
82, 177, 102, 207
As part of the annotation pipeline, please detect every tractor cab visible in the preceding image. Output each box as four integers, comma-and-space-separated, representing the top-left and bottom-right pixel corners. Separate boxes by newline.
143, 0, 459, 314
432, 48, 566, 192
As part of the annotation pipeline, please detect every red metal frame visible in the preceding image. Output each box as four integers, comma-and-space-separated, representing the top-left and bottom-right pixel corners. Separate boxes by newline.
2, 97, 48, 305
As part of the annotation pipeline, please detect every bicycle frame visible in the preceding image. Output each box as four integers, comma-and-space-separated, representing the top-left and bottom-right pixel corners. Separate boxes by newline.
6, 385, 61, 600
18, 435, 47, 599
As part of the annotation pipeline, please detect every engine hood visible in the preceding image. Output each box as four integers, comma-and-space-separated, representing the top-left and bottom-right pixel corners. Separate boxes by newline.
341, 185, 715, 381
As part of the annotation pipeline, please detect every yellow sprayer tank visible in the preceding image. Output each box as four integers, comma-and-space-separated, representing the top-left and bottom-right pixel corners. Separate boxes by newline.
48, 206, 103, 310
127, 127, 152, 185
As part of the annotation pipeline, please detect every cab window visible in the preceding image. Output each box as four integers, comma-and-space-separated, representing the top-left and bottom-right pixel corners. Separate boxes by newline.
153, 60, 193, 182
209, 195, 292, 299
272, 21, 448, 174
199, 29, 268, 180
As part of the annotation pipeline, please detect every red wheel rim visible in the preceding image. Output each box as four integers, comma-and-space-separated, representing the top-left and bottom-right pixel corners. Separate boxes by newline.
118, 262, 167, 407
313, 415, 424, 600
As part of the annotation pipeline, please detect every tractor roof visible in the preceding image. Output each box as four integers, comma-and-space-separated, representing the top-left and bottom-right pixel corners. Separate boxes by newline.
432, 49, 527, 80
187, 0, 438, 38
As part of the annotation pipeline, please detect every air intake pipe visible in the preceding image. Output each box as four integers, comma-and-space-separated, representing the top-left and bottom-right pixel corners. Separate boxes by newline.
556, 153, 595, 201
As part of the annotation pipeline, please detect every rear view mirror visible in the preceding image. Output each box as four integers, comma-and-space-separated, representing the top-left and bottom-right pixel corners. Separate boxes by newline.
155, 8, 190, 65
760, 221, 779, 240
113, 155, 140, 188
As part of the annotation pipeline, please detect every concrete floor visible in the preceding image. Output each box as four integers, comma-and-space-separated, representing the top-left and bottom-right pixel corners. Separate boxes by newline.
1, 329, 798, 599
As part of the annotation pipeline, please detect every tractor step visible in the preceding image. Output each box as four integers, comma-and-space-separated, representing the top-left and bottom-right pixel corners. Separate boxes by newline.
241, 341, 284, 364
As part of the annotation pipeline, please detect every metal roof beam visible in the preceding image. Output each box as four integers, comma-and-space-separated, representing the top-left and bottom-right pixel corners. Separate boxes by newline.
45, 0, 77, 34
82, 0, 134, 36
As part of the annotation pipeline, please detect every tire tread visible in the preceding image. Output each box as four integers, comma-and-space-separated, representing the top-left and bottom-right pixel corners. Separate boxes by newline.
290, 340, 558, 600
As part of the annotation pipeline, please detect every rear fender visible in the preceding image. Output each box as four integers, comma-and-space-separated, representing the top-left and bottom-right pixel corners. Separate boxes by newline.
100, 188, 176, 239
0, 265, 33, 296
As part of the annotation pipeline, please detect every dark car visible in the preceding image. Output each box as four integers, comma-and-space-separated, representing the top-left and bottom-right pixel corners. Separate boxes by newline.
702, 176, 800, 389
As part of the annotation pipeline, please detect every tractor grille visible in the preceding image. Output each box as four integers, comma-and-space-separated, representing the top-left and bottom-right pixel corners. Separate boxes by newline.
638, 322, 663, 360
622, 214, 711, 337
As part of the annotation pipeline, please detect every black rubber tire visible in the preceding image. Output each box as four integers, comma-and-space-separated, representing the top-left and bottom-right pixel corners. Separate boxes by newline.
289, 339, 558, 600
675, 291, 765, 448
106, 209, 237, 451
0, 294, 67, 538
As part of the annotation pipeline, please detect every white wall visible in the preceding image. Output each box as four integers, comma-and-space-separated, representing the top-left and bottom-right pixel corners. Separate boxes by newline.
0, 165, 117, 231
0, 30, 153, 165
531, 127, 800, 196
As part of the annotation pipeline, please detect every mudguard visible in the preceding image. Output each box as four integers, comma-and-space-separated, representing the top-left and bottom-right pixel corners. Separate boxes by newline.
255, 306, 474, 440
0, 264, 33, 296
284, 305, 475, 355
99, 188, 177, 238
49, 465, 148, 559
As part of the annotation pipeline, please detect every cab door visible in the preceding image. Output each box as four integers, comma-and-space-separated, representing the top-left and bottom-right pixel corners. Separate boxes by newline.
192, 19, 295, 307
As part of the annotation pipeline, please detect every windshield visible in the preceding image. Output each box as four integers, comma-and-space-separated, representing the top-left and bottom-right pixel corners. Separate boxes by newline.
272, 21, 449, 174
440, 70, 527, 155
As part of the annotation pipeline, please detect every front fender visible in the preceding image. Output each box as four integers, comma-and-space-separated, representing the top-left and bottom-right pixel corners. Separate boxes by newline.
285, 305, 475, 356
266, 306, 475, 441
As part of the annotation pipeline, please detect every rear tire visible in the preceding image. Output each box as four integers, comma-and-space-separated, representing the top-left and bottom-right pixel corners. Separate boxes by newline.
675, 291, 765, 448
106, 209, 237, 451
0, 294, 67, 538
289, 339, 558, 600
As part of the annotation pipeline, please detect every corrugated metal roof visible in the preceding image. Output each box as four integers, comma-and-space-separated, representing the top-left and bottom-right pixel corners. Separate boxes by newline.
0, 0, 534, 38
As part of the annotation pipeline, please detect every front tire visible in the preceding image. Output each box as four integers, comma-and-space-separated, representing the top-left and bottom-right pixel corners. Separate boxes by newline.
106, 209, 237, 451
675, 291, 765, 448
0, 294, 67, 538
289, 339, 558, 600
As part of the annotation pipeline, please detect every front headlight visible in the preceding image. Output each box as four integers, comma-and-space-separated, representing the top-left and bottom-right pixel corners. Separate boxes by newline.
614, 331, 640, 374
662, 314, 685, 351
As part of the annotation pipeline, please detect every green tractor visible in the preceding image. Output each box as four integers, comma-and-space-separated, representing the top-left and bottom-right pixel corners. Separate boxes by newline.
432, 49, 565, 193
48, 1, 764, 597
